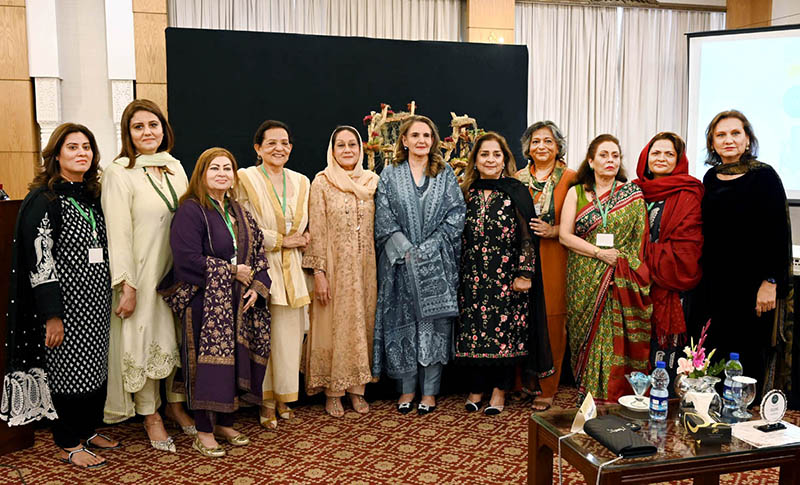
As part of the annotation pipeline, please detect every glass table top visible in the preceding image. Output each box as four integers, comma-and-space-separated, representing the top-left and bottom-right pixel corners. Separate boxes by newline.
532, 401, 800, 470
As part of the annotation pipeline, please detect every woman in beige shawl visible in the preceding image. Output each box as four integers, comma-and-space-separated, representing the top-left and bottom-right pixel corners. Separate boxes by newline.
303, 126, 379, 417
237, 120, 311, 429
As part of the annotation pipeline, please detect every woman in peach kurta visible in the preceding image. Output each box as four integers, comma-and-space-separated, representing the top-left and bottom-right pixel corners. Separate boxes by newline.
516, 121, 576, 411
303, 126, 379, 417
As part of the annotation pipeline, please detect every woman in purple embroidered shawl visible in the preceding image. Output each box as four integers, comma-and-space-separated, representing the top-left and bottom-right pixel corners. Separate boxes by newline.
161, 148, 271, 458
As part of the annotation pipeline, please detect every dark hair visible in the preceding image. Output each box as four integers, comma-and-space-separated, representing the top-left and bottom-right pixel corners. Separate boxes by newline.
520, 120, 567, 163
253, 120, 293, 147
117, 99, 174, 169
704, 109, 759, 166
644, 132, 685, 179
331, 126, 360, 145
460, 132, 516, 198
391, 115, 446, 177
31, 123, 102, 197
574, 134, 627, 188
179, 147, 239, 209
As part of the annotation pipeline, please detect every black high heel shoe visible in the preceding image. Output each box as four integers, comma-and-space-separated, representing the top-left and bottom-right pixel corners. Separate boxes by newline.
397, 401, 414, 415
417, 403, 437, 415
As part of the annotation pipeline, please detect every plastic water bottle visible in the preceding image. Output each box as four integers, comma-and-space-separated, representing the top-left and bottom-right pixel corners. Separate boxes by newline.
649, 361, 669, 422
722, 353, 743, 413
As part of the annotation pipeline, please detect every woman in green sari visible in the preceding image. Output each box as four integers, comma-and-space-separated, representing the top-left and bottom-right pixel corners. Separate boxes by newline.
559, 134, 652, 403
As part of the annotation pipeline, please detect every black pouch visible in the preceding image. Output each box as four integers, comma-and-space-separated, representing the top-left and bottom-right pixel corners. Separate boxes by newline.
583, 415, 657, 458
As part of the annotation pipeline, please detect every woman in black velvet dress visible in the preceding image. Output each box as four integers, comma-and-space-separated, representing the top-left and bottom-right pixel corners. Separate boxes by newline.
699, 110, 793, 400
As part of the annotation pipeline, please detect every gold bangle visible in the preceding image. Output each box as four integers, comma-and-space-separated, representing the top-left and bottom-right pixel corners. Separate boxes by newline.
593, 248, 600, 258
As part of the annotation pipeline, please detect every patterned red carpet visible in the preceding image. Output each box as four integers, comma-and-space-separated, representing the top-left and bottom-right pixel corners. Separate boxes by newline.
0, 387, 794, 484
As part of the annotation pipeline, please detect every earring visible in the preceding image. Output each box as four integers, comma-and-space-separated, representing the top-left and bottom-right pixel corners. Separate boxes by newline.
403, 145, 408, 151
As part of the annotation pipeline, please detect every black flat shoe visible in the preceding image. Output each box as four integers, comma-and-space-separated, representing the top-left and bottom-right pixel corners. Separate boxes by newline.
397, 402, 413, 415
465, 399, 481, 412
417, 403, 436, 415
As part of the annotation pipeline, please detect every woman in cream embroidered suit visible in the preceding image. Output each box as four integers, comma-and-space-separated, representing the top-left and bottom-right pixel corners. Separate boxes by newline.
237, 120, 311, 428
303, 126, 379, 417
102, 99, 195, 452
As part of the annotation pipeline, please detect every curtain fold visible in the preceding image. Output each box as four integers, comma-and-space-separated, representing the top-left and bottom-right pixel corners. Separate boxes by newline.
515, 3, 621, 169
618, 7, 725, 167
516, 3, 724, 173
168, 0, 462, 41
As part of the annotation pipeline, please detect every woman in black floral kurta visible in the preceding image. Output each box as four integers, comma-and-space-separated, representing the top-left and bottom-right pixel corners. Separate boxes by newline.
456, 132, 540, 416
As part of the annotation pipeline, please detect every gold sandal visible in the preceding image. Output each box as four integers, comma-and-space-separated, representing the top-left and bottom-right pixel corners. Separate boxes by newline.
259, 406, 278, 429
325, 397, 344, 418
276, 402, 295, 420
348, 393, 369, 414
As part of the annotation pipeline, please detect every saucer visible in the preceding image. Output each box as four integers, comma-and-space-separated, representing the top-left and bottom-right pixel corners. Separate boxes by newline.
619, 395, 649, 412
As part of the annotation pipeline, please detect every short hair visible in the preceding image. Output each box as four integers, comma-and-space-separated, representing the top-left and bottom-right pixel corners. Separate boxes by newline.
117, 99, 174, 169
643, 131, 685, 179
253, 120, 293, 147
460, 131, 516, 198
704, 109, 759, 166
391, 115, 446, 177
520, 120, 567, 163
179, 147, 239, 209
32, 123, 102, 197
574, 134, 627, 188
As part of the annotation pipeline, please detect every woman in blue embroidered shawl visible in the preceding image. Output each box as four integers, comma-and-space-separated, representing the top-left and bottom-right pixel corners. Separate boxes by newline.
373, 115, 466, 415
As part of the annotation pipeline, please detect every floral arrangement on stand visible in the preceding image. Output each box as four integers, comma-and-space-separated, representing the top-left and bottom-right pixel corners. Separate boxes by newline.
362, 102, 416, 173
361, 103, 483, 179
441, 112, 484, 182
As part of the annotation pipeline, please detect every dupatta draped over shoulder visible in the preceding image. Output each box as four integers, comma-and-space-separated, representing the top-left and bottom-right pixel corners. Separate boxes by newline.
567, 182, 652, 403
633, 139, 704, 344
372, 162, 465, 379
159, 199, 271, 412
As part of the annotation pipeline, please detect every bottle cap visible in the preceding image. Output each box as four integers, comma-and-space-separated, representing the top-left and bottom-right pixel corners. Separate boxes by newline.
730, 352, 739, 360
656, 361, 666, 368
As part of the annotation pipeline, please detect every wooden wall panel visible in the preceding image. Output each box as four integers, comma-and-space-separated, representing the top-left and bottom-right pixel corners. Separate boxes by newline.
133, 0, 166, 14
467, 27, 514, 44
466, 0, 515, 30
0, 152, 37, 199
0, 1, 25, 7
136, 83, 168, 117
0, 81, 37, 152
727, 0, 773, 29
0, 5, 29, 79
134, 12, 167, 84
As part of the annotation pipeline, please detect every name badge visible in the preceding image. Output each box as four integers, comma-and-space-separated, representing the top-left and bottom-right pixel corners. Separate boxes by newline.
230, 255, 237, 266
88, 247, 104, 264
596, 233, 614, 248
285, 221, 293, 234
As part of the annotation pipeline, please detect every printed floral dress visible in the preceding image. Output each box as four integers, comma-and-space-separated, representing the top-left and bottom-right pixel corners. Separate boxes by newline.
455, 188, 534, 363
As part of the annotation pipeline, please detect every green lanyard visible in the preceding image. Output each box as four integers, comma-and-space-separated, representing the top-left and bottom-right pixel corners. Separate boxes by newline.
646, 201, 656, 212
261, 164, 286, 215
207, 196, 237, 254
143, 168, 178, 213
68, 197, 98, 244
592, 180, 617, 229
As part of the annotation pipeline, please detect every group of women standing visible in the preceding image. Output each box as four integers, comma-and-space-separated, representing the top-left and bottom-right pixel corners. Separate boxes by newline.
1, 102, 793, 467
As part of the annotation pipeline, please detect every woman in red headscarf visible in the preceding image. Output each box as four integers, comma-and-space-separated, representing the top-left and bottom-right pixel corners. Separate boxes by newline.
633, 132, 703, 360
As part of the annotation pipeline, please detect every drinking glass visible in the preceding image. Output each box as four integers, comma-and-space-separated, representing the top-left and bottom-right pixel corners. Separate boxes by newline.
625, 372, 651, 407
732, 376, 757, 420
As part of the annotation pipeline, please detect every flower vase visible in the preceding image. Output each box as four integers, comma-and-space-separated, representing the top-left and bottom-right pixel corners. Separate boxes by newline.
675, 374, 722, 423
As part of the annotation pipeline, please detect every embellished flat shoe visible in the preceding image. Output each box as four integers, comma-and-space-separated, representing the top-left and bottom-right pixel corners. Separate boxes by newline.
417, 403, 436, 415
396, 402, 413, 415
348, 393, 370, 414
60, 447, 107, 468
215, 433, 250, 446
192, 438, 226, 458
